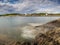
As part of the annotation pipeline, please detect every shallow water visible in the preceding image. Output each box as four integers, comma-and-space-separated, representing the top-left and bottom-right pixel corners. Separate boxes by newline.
0, 16, 60, 27
0, 16, 60, 40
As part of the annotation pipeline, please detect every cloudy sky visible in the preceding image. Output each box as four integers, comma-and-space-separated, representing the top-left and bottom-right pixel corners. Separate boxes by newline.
0, 0, 60, 14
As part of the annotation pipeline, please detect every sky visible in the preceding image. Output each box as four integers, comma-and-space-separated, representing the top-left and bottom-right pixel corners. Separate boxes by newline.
0, 0, 60, 14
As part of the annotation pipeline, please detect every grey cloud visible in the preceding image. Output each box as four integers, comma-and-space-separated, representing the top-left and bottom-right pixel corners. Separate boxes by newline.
0, 0, 60, 14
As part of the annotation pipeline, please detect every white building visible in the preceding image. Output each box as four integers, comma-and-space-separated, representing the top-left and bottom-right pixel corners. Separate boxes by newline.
46, 13, 48, 16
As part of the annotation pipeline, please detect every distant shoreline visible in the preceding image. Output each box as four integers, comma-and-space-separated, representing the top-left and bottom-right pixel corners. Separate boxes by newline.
0, 13, 60, 17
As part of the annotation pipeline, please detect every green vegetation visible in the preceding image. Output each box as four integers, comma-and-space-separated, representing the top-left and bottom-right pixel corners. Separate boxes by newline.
0, 13, 23, 16
0, 13, 60, 16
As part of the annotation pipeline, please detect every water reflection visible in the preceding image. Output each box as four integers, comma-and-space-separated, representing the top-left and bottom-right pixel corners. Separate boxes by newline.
0, 16, 60, 40
0, 16, 60, 27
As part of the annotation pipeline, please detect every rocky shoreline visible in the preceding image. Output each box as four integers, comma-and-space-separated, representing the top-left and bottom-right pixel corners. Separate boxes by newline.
0, 19, 60, 45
